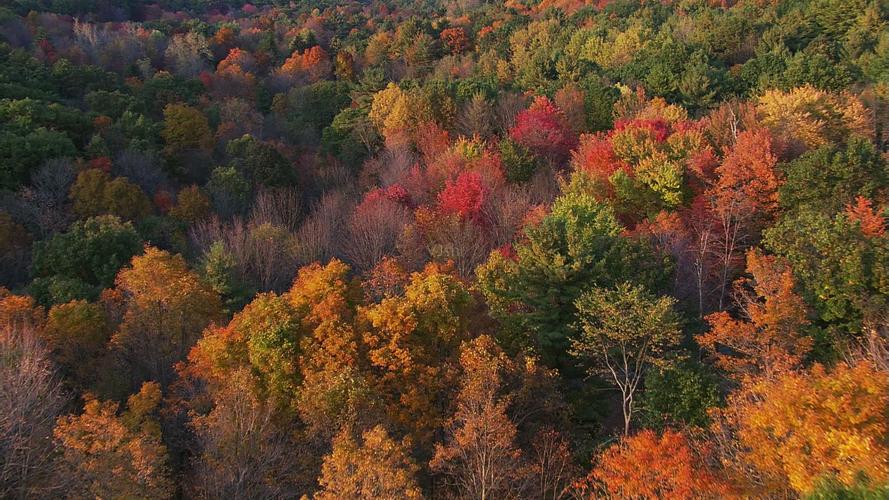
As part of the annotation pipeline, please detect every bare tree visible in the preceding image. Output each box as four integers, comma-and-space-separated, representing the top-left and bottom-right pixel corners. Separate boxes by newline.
31, 159, 75, 207
528, 429, 578, 500
344, 197, 411, 274
376, 145, 419, 191
526, 167, 561, 206
710, 195, 753, 311
292, 192, 350, 266
189, 369, 302, 499
0, 159, 74, 240
191, 216, 299, 293
483, 185, 533, 248
457, 93, 494, 139
0, 326, 68, 499
164, 32, 210, 78
430, 219, 493, 278
114, 149, 169, 196
848, 315, 889, 372
495, 92, 529, 133
249, 187, 302, 232
247, 223, 299, 292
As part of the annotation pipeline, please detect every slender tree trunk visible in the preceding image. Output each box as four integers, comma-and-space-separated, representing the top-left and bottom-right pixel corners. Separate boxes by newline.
621, 389, 632, 435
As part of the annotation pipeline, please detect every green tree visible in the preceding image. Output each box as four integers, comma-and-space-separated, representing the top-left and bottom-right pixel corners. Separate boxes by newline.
499, 138, 538, 183
240, 293, 302, 408
227, 135, 296, 188
639, 361, 720, 429
321, 107, 379, 166
764, 208, 889, 339
31, 216, 142, 304
476, 192, 670, 365
779, 137, 889, 215
0, 127, 75, 189
200, 241, 251, 314
571, 283, 682, 435
205, 166, 250, 217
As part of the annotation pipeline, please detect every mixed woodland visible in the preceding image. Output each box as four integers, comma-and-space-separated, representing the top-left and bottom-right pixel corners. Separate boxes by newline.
1, 0, 889, 497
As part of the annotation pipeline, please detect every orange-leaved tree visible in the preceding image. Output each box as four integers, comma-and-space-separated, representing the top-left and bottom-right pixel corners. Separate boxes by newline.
110, 247, 223, 391
430, 335, 528, 499
361, 263, 477, 448
287, 260, 375, 442
53, 382, 174, 499
698, 249, 812, 382
722, 361, 888, 495
575, 429, 730, 499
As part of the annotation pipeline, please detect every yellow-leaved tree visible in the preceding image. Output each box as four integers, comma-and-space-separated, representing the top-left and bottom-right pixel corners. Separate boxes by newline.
719, 361, 888, 495
53, 382, 174, 499
757, 85, 870, 152
315, 425, 423, 499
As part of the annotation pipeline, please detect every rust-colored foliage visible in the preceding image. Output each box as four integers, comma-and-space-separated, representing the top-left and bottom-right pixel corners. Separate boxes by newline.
430, 335, 528, 498
576, 429, 730, 499
572, 132, 631, 192
711, 128, 781, 217
53, 382, 174, 498
280, 45, 332, 83
698, 250, 811, 381
0, 288, 44, 331
845, 195, 886, 238
440, 27, 469, 55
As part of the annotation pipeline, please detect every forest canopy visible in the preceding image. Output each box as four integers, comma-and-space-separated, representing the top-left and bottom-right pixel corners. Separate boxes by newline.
1, 0, 888, 497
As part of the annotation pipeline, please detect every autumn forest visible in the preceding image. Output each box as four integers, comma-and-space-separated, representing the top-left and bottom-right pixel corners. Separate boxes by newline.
1, 0, 888, 497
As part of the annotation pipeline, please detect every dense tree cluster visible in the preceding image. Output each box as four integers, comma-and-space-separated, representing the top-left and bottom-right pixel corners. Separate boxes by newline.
1, 0, 888, 497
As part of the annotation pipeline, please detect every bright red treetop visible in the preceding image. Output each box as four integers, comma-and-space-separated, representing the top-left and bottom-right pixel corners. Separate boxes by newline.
509, 96, 576, 165
572, 132, 631, 187
438, 171, 488, 222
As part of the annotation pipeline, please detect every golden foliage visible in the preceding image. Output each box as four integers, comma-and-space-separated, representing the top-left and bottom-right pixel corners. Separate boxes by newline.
316, 425, 423, 499
718, 361, 889, 495
53, 382, 173, 499
757, 86, 871, 150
